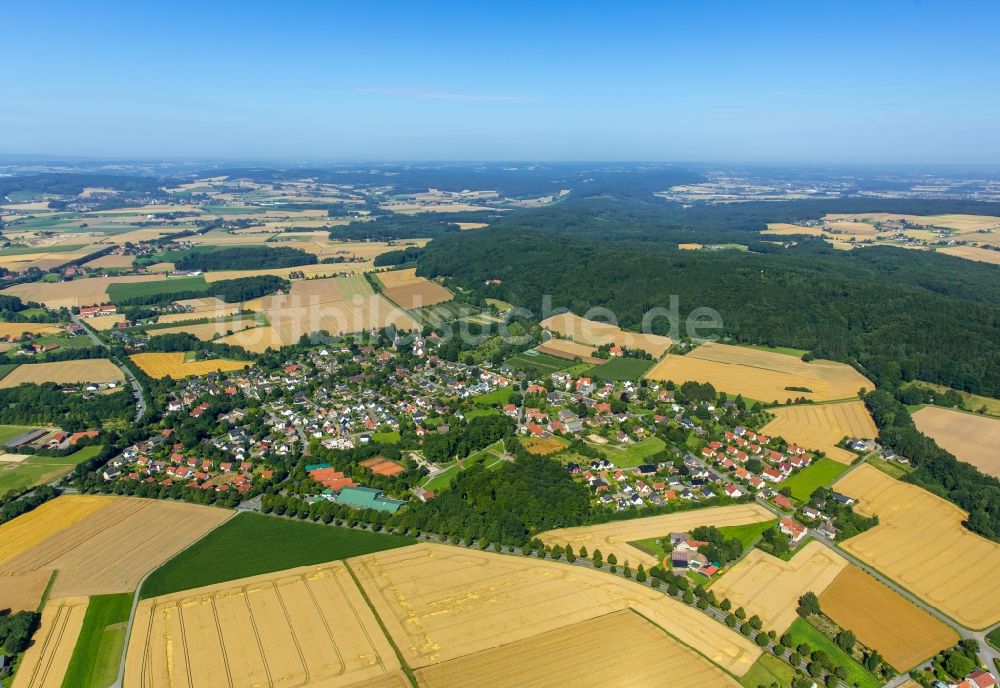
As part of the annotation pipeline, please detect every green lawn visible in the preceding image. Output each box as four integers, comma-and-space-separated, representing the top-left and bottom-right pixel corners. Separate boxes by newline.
586, 357, 654, 381
0, 424, 37, 445
787, 618, 879, 688
371, 431, 401, 444
778, 458, 849, 502
0, 445, 103, 494
719, 519, 779, 549
598, 436, 666, 468
868, 456, 915, 479
472, 385, 514, 407
60, 593, 132, 688
742, 343, 810, 358
629, 536, 667, 560
421, 441, 505, 492
740, 653, 800, 688
106, 275, 209, 304
465, 408, 500, 419
140, 512, 413, 598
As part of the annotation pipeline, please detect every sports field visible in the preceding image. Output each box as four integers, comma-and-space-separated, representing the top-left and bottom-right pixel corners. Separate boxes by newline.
0, 359, 124, 388
912, 405, 1000, 477
820, 564, 958, 670
541, 312, 672, 357
646, 342, 874, 403
711, 541, 848, 633
351, 543, 761, 675
415, 610, 740, 688
539, 503, 776, 567
11, 597, 89, 688
835, 464, 1000, 629
129, 351, 250, 378
761, 400, 877, 463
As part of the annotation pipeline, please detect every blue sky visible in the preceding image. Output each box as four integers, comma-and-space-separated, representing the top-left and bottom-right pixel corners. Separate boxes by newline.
2, 0, 998, 163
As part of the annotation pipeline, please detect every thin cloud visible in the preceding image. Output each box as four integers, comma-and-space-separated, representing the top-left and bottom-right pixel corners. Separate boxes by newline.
354, 87, 537, 103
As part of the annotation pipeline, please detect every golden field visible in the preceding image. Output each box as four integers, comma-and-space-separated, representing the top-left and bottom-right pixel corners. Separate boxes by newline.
761, 400, 877, 463
912, 406, 1000, 477
202, 261, 371, 282
149, 317, 258, 341
378, 269, 452, 309
763, 223, 827, 236
1, 275, 161, 308
536, 338, 603, 363
11, 597, 89, 688
646, 342, 873, 402
130, 351, 251, 378
711, 541, 848, 633
539, 503, 776, 567
351, 543, 761, 675
83, 253, 135, 269
125, 560, 401, 688
0, 322, 62, 339
0, 495, 111, 564
0, 359, 125, 388
936, 245, 1000, 265
541, 312, 673, 357
0, 497, 232, 598
835, 464, 1000, 629
414, 610, 740, 688
820, 564, 958, 670
825, 212, 1000, 233
0, 570, 53, 613
85, 313, 126, 330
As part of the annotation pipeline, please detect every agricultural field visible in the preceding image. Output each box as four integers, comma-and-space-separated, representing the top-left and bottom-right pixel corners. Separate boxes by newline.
0, 322, 63, 339
777, 457, 848, 502
535, 338, 602, 364
140, 512, 413, 598
0, 445, 103, 495
906, 380, 1000, 417
376, 267, 453, 309
587, 356, 655, 381
937, 244, 1000, 264
0, 497, 232, 598
912, 406, 1000, 477
761, 400, 877, 463
541, 312, 673, 357
0, 495, 110, 564
1, 275, 162, 309
539, 503, 776, 567
145, 316, 259, 341
84, 313, 125, 330
415, 610, 741, 688
129, 351, 251, 378
60, 592, 133, 688
825, 212, 1000, 233
0, 358, 123, 388
834, 464, 1000, 629
351, 543, 761, 675
819, 564, 958, 670
126, 561, 403, 688
106, 275, 207, 303
0, 570, 52, 613
711, 541, 848, 633
11, 597, 89, 688
646, 342, 874, 403
522, 436, 569, 455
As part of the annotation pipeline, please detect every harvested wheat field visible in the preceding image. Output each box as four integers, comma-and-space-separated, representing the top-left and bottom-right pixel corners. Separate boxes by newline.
125, 560, 400, 688
763, 223, 827, 236
85, 313, 126, 330
834, 464, 1000, 629
415, 610, 740, 688
377, 268, 452, 309
130, 351, 251, 378
1, 497, 232, 597
912, 406, 1000, 477
149, 317, 258, 341
678, 242, 703, 250
0, 322, 62, 339
1, 275, 161, 309
84, 253, 135, 269
540, 503, 775, 567
0, 496, 111, 564
536, 338, 603, 364
203, 262, 370, 282
761, 400, 877, 463
0, 570, 52, 613
218, 325, 288, 353
711, 541, 848, 633
12, 597, 89, 688
826, 212, 1000, 233
936, 245, 1000, 265
646, 342, 873, 402
541, 312, 672, 357
820, 564, 957, 670
351, 543, 760, 675
0, 359, 124, 388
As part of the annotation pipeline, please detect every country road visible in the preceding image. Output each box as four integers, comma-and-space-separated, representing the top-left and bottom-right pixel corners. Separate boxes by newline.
71, 314, 146, 421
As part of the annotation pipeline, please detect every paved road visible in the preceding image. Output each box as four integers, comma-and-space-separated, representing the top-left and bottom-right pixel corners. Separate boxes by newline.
71, 314, 146, 421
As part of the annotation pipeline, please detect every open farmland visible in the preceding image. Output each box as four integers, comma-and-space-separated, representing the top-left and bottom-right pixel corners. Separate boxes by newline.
834, 464, 1000, 629
0, 322, 62, 339
541, 312, 672, 357
0, 495, 110, 564
763, 222, 827, 237
0, 570, 52, 613
825, 212, 1000, 232
11, 597, 89, 688
820, 564, 958, 670
587, 356, 655, 381
351, 543, 761, 675
129, 351, 251, 378
912, 406, 1000, 477
146, 316, 259, 341
646, 342, 873, 402
540, 504, 775, 568
414, 610, 740, 688
0, 359, 124, 388
761, 400, 876, 463
83, 253, 135, 269
377, 268, 452, 309
535, 338, 603, 364
125, 560, 403, 688
711, 541, 848, 633
1, 275, 162, 308
0, 497, 232, 597
0, 445, 104, 495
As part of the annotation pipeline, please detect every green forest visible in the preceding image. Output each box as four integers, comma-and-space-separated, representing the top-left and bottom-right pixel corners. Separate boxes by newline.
174, 246, 316, 271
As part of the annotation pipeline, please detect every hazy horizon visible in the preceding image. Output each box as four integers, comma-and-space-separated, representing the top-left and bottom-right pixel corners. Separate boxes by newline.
2, 0, 999, 164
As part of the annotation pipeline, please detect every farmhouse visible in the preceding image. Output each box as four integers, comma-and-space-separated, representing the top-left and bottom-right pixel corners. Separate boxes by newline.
779, 517, 807, 543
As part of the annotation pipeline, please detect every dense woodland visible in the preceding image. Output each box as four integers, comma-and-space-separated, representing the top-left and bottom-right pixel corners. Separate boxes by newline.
174, 246, 316, 271
0, 384, 134, 430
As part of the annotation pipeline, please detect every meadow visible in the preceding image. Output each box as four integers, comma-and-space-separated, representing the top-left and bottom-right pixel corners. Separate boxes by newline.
0, 445, 103, 495
786, 618, 879, 688
587, 356, 654, 381
59, 592, 133, 688
778, 458, 849, 502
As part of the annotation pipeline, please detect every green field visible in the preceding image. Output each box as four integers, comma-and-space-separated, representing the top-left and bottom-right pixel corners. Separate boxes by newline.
0, 243, 87, 256
778, 458, 848, 502
586, 357, 654, 381
906, 380, 1000, 418
60, 593, 132, 688
371, 430, 401, 444
719, 519, 779, 549
868, 456, 914, 479
597, 436, 666, 468
786, 618, 879, 688
987, 626, 1000, 651
0, 363, 20, 381
503, 350, 572, 376
0, 445, 103, 494
409, 300, 470, 325
106, 275, 208, 304
421, 441, 506, 492
740, 653, 800, 688
0, 424, 37, 445
140, 512, 413, 598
